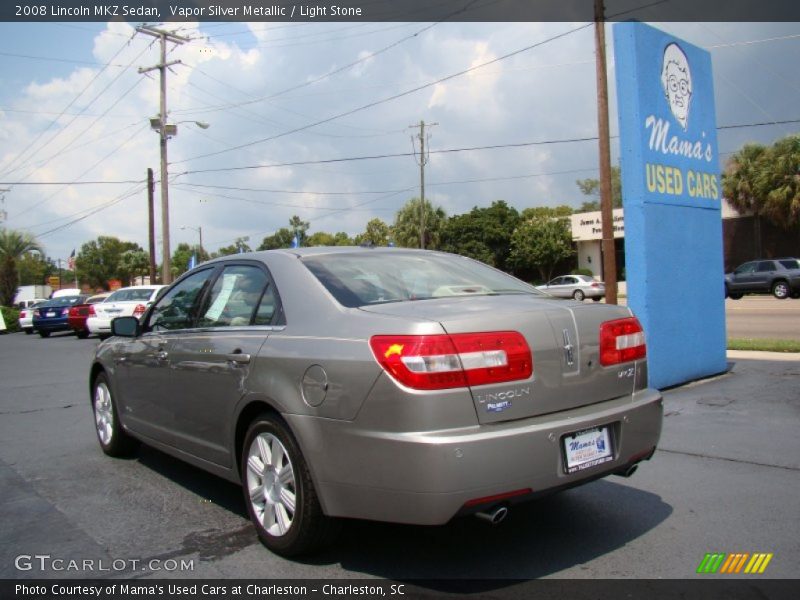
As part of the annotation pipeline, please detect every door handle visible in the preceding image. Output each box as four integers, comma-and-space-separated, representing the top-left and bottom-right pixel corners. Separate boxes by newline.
226, 353, 251, 365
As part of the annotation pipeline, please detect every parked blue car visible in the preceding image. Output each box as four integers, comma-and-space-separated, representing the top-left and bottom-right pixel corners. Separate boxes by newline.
33, 295, 88, 338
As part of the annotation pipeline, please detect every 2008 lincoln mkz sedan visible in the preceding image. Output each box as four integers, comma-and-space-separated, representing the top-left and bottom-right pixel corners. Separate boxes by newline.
91, 248, 662, 556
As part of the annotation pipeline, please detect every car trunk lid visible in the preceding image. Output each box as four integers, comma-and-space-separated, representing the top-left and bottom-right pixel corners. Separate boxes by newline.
359, 295, 638, 423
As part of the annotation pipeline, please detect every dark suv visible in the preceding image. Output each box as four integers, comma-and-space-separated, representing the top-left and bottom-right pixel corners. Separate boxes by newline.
725, 258, 800, 300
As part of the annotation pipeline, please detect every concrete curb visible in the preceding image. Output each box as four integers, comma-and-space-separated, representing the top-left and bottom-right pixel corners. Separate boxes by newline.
727, 349, 800, 361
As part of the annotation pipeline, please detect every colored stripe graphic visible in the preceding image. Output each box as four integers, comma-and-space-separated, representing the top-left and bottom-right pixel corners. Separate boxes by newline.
697, 552, 773, 574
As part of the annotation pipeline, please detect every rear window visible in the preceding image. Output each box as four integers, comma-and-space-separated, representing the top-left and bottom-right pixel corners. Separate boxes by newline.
778, 259, 800, 269
107, 288, 157, 302
40, 296, 83, 307
302, 252, 542, 308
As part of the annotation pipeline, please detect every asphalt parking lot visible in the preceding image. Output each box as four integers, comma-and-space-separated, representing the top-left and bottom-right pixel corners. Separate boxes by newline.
1, 329, 798, 584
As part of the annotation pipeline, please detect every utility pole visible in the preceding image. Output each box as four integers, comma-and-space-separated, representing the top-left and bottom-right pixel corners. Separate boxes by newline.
137, 25, 189, 285
147, 168, 156, 283
594, 0, 618, 304
410, 120, 437, 249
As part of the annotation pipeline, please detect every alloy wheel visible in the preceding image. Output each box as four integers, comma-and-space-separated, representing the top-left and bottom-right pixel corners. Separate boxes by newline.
246, 433, 297, 537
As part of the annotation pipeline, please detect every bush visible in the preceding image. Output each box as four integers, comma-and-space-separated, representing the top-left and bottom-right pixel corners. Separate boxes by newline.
0, 306, 20, 333
571, 268, 595, 277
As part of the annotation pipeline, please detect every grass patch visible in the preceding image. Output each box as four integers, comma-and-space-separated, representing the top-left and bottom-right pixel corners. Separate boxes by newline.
728, 338, 800, 353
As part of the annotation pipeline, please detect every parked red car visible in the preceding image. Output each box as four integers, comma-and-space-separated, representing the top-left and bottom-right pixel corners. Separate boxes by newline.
68, 293, 111, 338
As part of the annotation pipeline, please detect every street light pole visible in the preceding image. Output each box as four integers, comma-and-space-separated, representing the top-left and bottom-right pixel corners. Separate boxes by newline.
181, 225, 203, 258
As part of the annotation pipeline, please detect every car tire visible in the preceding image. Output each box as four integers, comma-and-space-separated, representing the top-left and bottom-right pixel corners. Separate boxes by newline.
38, 330, 50, 338
24, 328, 33, 335
241, 414, 339, 557
573, 290, 585, 301
592, 297, 601, 302
92, 372, 138, 457
77, 330, 89, 339
772, 281, 790, 300
728, 292, 743, 300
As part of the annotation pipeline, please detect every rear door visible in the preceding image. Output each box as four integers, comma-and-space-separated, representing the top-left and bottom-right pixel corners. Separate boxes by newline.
162, 263, 277, 467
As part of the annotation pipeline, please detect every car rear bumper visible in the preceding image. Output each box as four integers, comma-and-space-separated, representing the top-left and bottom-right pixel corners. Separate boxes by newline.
33, 320, 70, 332
287, 388, 663, 525
87, 317, 112, 333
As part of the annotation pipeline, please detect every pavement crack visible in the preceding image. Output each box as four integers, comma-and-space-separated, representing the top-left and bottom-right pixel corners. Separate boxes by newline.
659, 448, 800, 472
0, 404, 76, 415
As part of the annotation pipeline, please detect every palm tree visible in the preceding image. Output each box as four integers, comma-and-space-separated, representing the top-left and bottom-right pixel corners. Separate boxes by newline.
0, 229, 43, 306
722, 143, 768, 257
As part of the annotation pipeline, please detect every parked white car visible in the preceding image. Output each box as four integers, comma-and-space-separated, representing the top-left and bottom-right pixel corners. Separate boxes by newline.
87, 285, 166, 338
18, 300, 49, 334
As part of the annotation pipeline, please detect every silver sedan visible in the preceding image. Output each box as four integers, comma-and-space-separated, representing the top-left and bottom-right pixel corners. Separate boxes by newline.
536, 274, 606, 301
90, 248, 662, 556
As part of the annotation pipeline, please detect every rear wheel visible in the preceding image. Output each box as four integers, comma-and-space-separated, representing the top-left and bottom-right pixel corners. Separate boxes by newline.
38, 330, 50, 338
24, 329, 33, 335
242, 414, 338, 556
77, 330, 89, 339
728, 292, 743, 300
572, 289, 585, 301
92, 373, 138, 457
772, 281, 790, 300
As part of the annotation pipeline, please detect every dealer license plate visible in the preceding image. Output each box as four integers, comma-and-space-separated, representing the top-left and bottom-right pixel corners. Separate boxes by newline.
563, 426, 613, 474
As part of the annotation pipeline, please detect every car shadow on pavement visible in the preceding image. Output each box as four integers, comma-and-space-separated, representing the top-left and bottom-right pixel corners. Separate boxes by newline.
135, 444, 671, 585
315, 480, 672, 585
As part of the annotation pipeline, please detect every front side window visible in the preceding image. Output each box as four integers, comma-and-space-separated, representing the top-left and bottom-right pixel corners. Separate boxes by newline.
146, 269, 214, 332
198, 265, 269, 328
735, 262, 756, 275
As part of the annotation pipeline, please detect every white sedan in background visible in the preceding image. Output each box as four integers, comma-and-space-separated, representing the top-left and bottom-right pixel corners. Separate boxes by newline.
535, 274, 606, 301
87, 285, 166, 338
18, 300, 49, 334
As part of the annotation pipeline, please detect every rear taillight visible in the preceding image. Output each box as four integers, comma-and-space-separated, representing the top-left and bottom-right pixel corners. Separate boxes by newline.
599, 317, 646, 366
88, 305, 96, 317
591, 282, 600, 288
133, 304, 146, 317
369, 331, 532, 390
20, 310, 27, 318
61, 308, 70, 316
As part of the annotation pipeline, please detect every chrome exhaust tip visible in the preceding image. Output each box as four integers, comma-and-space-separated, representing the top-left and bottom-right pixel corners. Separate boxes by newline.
475, 505, 509, 525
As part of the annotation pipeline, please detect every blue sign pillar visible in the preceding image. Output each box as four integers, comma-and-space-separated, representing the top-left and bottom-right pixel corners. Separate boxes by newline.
614, 22, 727, 389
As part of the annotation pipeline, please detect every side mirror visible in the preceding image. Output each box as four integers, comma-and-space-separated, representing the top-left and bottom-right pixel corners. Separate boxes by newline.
111, 316, 140, 337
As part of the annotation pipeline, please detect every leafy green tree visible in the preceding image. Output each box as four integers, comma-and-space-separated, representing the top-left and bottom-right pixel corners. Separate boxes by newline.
755, 135, 800, 231
75, 236, 141, 289
289, 215, 310, 245
120, 250, 151, 285
509, 214, 575, 281
170, 243, 210, 278
16, 252, 53, 287
576, 166, 622, 212
0, 229, 43, 306
333, 232, 353, 246
392, 197, 447, 249
306, 231, 336, 246
216, 237, 252, 256
521, 205, 574, 219
257, 228, 294, 250
722, 143, 769, 256
440, 200, 520, 271
354, 218, 392, 246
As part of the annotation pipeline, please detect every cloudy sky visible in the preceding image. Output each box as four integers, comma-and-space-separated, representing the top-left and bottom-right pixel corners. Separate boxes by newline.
0, 14, 798, 263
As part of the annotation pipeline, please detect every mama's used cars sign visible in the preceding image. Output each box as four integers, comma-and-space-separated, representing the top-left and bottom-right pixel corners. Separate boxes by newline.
615, 22, 726, 389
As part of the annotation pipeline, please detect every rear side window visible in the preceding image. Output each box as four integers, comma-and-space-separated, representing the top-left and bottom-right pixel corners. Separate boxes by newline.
778, 259, 800, 269
198, 265, 269, 328
147, 269, 214, 332
107, 288, 158, 302
757, 261, 776, 272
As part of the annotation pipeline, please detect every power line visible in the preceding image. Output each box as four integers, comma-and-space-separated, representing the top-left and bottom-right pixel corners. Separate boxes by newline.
175, 23, 593, 164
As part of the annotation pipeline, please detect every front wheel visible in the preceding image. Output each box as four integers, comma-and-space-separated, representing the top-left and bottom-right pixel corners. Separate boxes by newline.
772, 281, 790, 300
92, 373, 138, 457
572, 289, 585, 301
727, 292, 743, 300
242, 415, 338, 556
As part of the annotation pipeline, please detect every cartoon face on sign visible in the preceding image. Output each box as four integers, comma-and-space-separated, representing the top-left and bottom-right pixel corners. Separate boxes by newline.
661, 43, 692, 130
